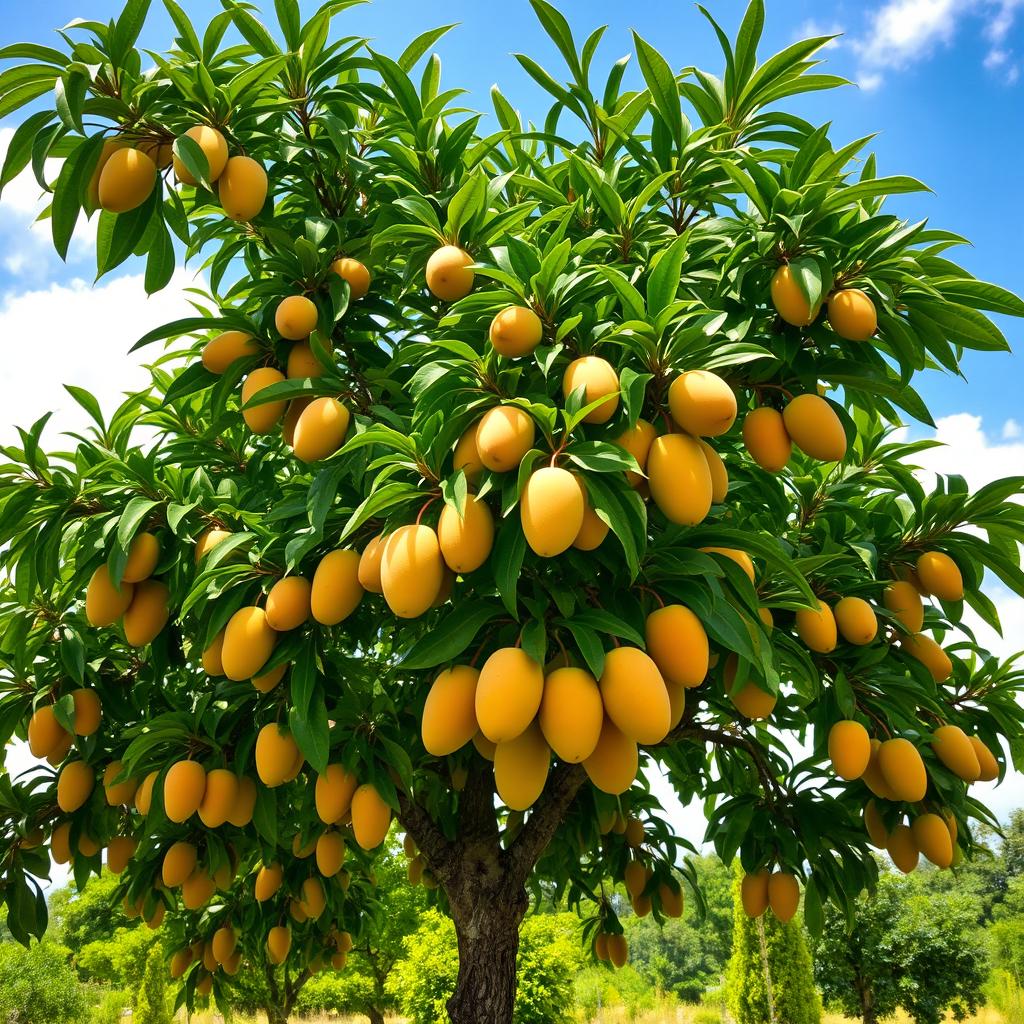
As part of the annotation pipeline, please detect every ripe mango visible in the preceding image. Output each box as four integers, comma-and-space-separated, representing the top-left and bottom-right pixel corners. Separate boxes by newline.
196, 972, 214, 996
134, 770, 157, 816
667, 680, 686, 729
293, 397, 350, 462
315, 763, 359, 824
743, 407, 791, 472
311, 549, 364, 624
668, 370, 736, 437
227, 775, 257, 826
495, 721, 550, 810
912, 812, 953, 868
828, 288, 877, 341
521, 467, 585, 557
647, 433, 712, 525
728, 677, 777, 720
900, 632, 952, 682
562, 355, 620, 424
213, 925, 237, 964
71, 688, 101, 736
795, 599, 837, 653
46, 731, 73, 767
50, 822, 72, 865
828, 720, 871, 780
106, 836, 136, 874
607, 933, 629, 968
123, 532, 160, 583
218, 155, 267, 221
28, 706, 65, 758
645, 604, 709, 689
103, 761, 138, 805
862, 739, 896, 800
267, 924, 292, 965
476, 406, 535, 472
356, 534, 386, 593
123, 579, 170, 647
782, 394, 847, 462
195, 527, 232, 563
971, 736, 999, 781
85, 566, 134, 627
490, 305, 543, 357
169, 948, 193, 980
438, 495, 494, 572
265, 576, 312, 631
878, 737, 927, 802
916, 551, 963, 602
222, 606, 277, 680
256, 723, 299, 787
201, 630, 225, 675
741, 870, 770, 916
86, 138, 127, 209
275, 295, 318, 340
539, 667, 603, 762
57, 760, 94, 812
932, 724, 980, 782
183, 869, 217, 910
282, 396, 312, 445
701, 546, 756, 583
426, 245, 474, 300
599, 647, 671, 744
771, 265, 820, 326
473, 731, 497, 761
864, 799, 888, 848
583, 717, 639, 794
255, 862, 283, 901
331, 257, 370, 299
162, 841, 197, 887
352, 784, 391, 848
98, 147, 157, 213
422, 665, 479, 756
241, 367, 287, 433
286, 340, 329, 379
316, 832, 346, 877
659, 882, 684, 918
614, 419, 656, 487
887, 824, 919, 873
476, 647, 544, 743
699, 440, 729, 502
198, 768, 238, 828
883, 580, 924, 633
164, 760, 207, 822
453, 422, 484, 483
768, 872, 799, 922
573, 500, 609, 551
382, 525, 444, 618
173, 125, 228, 184
834, 596, 877, 645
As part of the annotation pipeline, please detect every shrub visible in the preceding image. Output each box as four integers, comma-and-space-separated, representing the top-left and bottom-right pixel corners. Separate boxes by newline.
87, 986, 134, 1024
133, 943, 171, 1024
0, 940, 86, 1024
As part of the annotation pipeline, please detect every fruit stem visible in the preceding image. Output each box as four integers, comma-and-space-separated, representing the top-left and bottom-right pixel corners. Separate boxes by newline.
415, 495, 439, 526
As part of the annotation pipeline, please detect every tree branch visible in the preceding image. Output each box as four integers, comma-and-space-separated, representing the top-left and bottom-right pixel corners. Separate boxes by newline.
396, 786, 455, 882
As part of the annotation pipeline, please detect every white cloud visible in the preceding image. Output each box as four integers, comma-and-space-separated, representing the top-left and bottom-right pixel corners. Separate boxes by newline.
796, 19, 845, 49
1003, 417, 1022, 439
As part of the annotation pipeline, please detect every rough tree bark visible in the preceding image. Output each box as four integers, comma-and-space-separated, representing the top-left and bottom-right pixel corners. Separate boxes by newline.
262, 960, 310, 1024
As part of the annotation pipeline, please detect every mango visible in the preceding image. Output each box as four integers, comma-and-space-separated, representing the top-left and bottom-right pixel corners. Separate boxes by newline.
625, 817, 645, 847
728, 678, 777, 720
106, 835, 137, 874
103, 761, 138, 805
314, 763, 358, 824
85, 566, 134, 627
222, 606, 277, 680
912, 812, 953, 868
645, 604, 709, 689
828, 720, 871, 780
607, 933, 629, 969
286, 340, 329, 379
699, 440, 729, 502
173, 125, 228, 185
742, 407, 791, 472
476, 647, 544, 743
123, 580, 170, 647
352, 784, 391, 848
916, 551, 963, 602
438, 495, 494, 572
227, 775, 257, 827
183, 869, 218, 910
57, 760, 94, 812
164, 760, 206, 822
316, 832, 346, 877
86, 138, 127, 209
98, 147, 156, 213
195, 527, 232, 563
573, 500, 609, 551
495, 721, 550, 810
123, 532, 160, 583
862, 739, 896, 800
473, 731, 497, 761
539, 667, 604, 762
422, 665, 479, 756
659, 882, 684, 918
864, 799, 888, 848
490, 305, 543, 357
883, 581, 924, 633
614, 419, 657, 487
255, 862, 283, 901
241, 367, 287, 433
667, 680, 686, 729
878, 738, 927, 803
293, 397, 349, 462
218, 155, 267, 221
357, 534, 386, 593
668, 370, 736, 437
768, 871, 799, 922
46, 731, 73, 767
282, 396, 312, 445
647, 434, 712, 525
900, 632, 952, 683
476, 406, 535, 472
28, 706, 65, 758
265, 576, 312, 631
834, 596, 877, 645
521, 467, 585, 557
624, 858, 646, 898
196, 973, 214, 996
71, 688, 101, 736
599, 647, 671, 744
255, 723, 299, 787
267, 925, 292, 965
782, 395, 847, 462
887, 824, 919, 873
453, 423, 484, 482
562, 355, 620, 423
594, 934, 610, 961
381, 525, 444, 618
331, 257, 371, 299
135, 770, 158, 816
771, 265, 820, 326
198, 768, 238, 828
213, 925, 237, 964
583, 717, 639, 794
169, 948, 193, 980
275, 295, 319, 340
932, 724, 980, 782
741, 870, 770, 916
426, 245, 474, 300
795, 599, 837, 653
828, 288, 877, 341
701, 546, 756, 583
311, 549, 364, 624
162, 841, 197, 887
50, 822, 72, 864
971, 736, 999, 781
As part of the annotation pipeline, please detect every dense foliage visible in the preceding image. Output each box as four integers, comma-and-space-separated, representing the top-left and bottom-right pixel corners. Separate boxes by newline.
0, 0, 1022, 1019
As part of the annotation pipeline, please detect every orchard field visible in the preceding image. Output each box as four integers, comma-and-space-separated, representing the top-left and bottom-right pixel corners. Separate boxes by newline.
1, 0, 1024, 1023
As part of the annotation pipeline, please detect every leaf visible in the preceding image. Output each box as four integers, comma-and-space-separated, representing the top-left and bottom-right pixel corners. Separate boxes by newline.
632, 31, 682, 149
398, 23, 456, 71
446, 170, 486, 239
646, 234, 689, 316
492, 521, 527, 617
528, 0, 583, 85
289, 691, 329, 774
289, 645, 318, 721
117, 497, 159, 551
566, 608, 644, 647
0, 110, 55, 196
52, 135, 104, 261
252, 785, 278, 846
401, 601, 503, 669
144, 214, 175, 295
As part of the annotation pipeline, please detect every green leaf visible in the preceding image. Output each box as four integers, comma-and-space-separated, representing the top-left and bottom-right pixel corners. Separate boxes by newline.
289, 645, 318, 719
446, 170, 487, 239
398, 23, 456, 71
289, 691, 329, 774
52, 135, 104, 261
144, 215, 175, 295
632, 31, 682, 150
401, 602, 503, 669
646, 234, 688, 316
492, 521, 527, 617
117, 497, 159, 552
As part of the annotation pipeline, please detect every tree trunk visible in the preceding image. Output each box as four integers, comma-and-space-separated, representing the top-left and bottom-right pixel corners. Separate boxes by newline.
447, 888, 528, 1024
364, 1007, 386, 1024
264, 1004, 288, 1024
857, 974, 876, 1024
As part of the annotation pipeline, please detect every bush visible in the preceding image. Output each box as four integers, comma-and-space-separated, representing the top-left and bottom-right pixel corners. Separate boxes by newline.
295, 969, 374, 1014
133, 943, 170, 1024
0, 940, 87, 1024
87, 986, 133, 1024
986, 968, 1024, 1024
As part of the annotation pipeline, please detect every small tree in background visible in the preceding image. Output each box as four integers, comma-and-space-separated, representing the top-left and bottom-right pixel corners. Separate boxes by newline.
0, 941, 87, 1024
726, 866, 820, 1024
134, 943, 172, 1024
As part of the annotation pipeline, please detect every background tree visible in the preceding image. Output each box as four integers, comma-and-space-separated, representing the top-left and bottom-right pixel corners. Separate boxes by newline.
0, 941, 87, 1024
813, 870, 988, 1024
0, 1, 1022, 1023
134, 943, 173, 1024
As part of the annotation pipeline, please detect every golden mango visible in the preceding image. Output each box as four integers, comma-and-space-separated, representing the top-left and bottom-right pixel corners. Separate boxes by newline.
331, 257, 371, 300
198, 768, 238, 828
645, 604, 709, 689
495, 721, 550, 810
659, 882, 684, 918
98, 147, 156, 213
293, 397, 350, 462
218, 155, 267, 221
834, 596, 877, 645
900, 632, 952, 682
106, 835, 136, 874
728, 679, 777, 720
241, 367, 287, 433
265, 576, 312, 631
453, 422, 484, 482
202, 630, 225, 675
701, 546, 756, 583
699, 440, 729, 502
741, 870, 769, 917
316, 832, 346, 877
46, 731, 73, 767
381, 525, 444, 618
352, 784, 391, 848
476, 647, 544, 743
255, 862, 283, 901
782, 394, 847, 462
213, 925, 237, 964
771, 265, 820, 326
228, 775, 257, 826
573, 499, 609, 551
28, 706, 65, 759
71, 688, 101, 736
883, 580, 924, 633
50, 822, 72, 865
311, 549, 364, 624
862, 739, 896, 800
255, 723, 299, 788
357, 534, 386, 593
795, 599, 837, 653
864, 799, 888, 849
490, 305, 543, 357
316, 763, 359, 824
828, 288, 877, 341
195, 527, 232, 563
162, 841, 197, 887
668, 370, 736, 437
134, 770, 157, 816
562, 356, 620, 424
183, 870, 217, 911
828, 720, 871, 780
438, 495, 494, 572
57, 760, 94, 812
599, 647, 671, 744
583, 717, 638, 794
607, 933, 629, 969
887, 824, 919, 874
614, 419, 657, 487
539, 667, 604, 762
768, 872, 799, 922
971, 736, 999, 782
426, 245, 474, 301
878, 738, 927, 802
275, 295, 318, 340
473, 731, 497, 761
916, 551, 963, 602
521, 467, 584, 557
742, 407, 791, 472
85, 566, 134, 627
173, 125, 228, 184
123, 532, 160, 583
667, 680, 686, 729
647, 433, 712, 525
476, 406, 535, 472
932, 724, 980, 782
267, 925, 292, 965
164, 760, 206, 822
123, 580, 170, 647
912, 812, 953, 868
103, 761, 138, 805
222, 606, 277, 680
286, 340, 329, 379
422, 665, 479, 756
86, 138, 127, 209
169, 948, 193, 980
